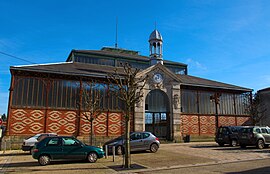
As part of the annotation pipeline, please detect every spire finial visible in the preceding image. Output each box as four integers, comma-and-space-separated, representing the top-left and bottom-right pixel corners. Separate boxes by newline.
155, 21, 157, 30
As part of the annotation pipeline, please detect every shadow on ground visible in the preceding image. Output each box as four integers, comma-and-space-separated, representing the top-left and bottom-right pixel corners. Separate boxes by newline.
0, 152, 28, 156
108, 164, 147, 171
226, 166, 270, 174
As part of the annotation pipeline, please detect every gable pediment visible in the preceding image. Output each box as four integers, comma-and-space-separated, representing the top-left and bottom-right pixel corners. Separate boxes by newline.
136, 63, 181, 89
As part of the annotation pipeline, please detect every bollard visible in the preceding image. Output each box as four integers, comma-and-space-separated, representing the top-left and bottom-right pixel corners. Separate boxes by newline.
105, 145, 108, 159
112, 146, 115, 162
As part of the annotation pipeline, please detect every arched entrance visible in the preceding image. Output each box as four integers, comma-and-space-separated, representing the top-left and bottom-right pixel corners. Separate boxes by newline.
145, 89, 170, 140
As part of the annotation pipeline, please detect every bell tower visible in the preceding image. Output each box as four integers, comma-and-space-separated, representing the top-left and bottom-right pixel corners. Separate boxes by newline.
149, 29, 163, 65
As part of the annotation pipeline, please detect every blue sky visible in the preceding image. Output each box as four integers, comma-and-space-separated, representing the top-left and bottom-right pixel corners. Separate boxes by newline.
1, 0, 270, 115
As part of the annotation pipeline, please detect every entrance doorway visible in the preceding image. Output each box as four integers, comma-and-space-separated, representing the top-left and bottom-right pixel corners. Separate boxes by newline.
145, 90, 170, 140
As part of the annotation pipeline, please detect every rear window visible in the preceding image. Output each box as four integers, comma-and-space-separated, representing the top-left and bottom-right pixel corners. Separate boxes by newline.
143, 133, 150, 139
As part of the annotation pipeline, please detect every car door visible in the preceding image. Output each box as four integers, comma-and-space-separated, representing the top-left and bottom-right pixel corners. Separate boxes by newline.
261, 128, 270, 143
218, 127, 230, 144
130, 133, 144, 151
43, 137, 63, 159
61, 137, 85, 160
141, 132, 152, 150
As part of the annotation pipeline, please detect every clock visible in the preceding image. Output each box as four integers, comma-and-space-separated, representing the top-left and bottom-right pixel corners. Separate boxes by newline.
153, 73, 163, 83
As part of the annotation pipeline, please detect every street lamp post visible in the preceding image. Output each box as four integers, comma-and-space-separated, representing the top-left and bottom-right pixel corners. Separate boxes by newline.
210, 93, 221, 130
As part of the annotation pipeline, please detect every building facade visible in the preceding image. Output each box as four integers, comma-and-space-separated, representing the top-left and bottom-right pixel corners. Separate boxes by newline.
6, 30, 252, 142
257, 88, 270, 126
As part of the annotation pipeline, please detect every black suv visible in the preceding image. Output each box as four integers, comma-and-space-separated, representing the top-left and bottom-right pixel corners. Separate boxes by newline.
215, 126, 242, 147
238, 126, 270, 149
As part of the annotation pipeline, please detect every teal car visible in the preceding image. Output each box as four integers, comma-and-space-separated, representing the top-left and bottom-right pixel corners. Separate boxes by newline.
32, 136, 104, 165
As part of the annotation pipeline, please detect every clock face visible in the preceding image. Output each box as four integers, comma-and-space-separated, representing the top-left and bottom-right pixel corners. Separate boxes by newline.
153, 73, 163, 83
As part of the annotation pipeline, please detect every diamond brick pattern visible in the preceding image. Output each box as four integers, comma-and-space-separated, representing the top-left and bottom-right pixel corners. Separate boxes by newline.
10, 109, 45, 134
181, 115, 199, 134
8, 107, 250, 137
80, 112, 125, 136
47, 110, 76, 134
219, 116, 236, 126
200, 116, 215, 134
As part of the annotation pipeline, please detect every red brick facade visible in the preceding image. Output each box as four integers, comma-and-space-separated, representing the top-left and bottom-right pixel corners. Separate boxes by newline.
181, 114, 251, 135
7, 108, 132, 137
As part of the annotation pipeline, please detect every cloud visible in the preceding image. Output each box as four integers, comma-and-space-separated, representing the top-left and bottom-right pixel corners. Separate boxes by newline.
186, 58, 207, 71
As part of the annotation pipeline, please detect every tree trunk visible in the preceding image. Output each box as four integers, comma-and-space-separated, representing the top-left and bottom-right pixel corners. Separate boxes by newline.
124, 115, 131, 168
90, 120, 93, 145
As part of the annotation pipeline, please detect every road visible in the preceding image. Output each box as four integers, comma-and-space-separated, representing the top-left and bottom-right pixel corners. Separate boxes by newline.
1, 142, 270, 174
134, 158, 270, 174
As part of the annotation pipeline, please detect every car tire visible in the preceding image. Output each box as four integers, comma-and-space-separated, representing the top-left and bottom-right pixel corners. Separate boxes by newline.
150, 143, 159, 153
116, 146, 123, 155
256, 139, 265, 149
38, 155, 51, 166
87, 152, 98, 163
218, 143, 224, 147
230, 139, 237, 147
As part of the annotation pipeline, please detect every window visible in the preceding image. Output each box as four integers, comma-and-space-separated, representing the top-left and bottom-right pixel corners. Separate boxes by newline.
130, 133, 142, 140
12, 77, 46, 107
266, 128, 270, 134
143, 133, 150, 139
161, 113, 166, 121
62, 137, 80, 146
261, 128, 267, 133
47, 138, 60, 146
145, 113, 153, 124
256, 128, 261, 133
181, 89, 250, 115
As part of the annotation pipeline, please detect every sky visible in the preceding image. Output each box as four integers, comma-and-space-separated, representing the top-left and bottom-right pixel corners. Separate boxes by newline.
1, 0, 270, 115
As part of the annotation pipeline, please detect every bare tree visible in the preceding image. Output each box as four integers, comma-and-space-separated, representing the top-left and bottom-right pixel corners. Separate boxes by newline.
248, 93, 267, 125
107, 63, 148, 168
80, 80, 104, 145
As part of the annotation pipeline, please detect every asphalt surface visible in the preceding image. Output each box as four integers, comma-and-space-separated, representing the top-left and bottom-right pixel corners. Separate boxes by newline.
1, 142, 270, 174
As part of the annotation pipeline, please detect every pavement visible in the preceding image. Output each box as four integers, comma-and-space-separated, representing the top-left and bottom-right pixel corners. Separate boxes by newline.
1, 142, 270, 174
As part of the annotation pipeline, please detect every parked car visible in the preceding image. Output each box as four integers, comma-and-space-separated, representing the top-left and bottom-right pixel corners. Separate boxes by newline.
215, 126, 243, 147
22, 133, 57, 154
32, 136, 105, 165
238, 126, 270, 149
103, 131, 160, 155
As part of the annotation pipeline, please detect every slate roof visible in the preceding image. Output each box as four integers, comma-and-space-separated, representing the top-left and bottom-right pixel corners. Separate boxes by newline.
68, 49, 187, 67
177, 74, 251, 92
10, 62, 125, 78
11, 62, 252, 92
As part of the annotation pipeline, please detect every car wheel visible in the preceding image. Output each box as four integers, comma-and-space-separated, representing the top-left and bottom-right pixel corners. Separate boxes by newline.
150, 143, 159, 153
218, 143, 224, 147
87, 152, 98, 163
257, 139, 265, 149
38, 155, 50, 166
116, 146, 123, 155
230, 139, 237, 147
